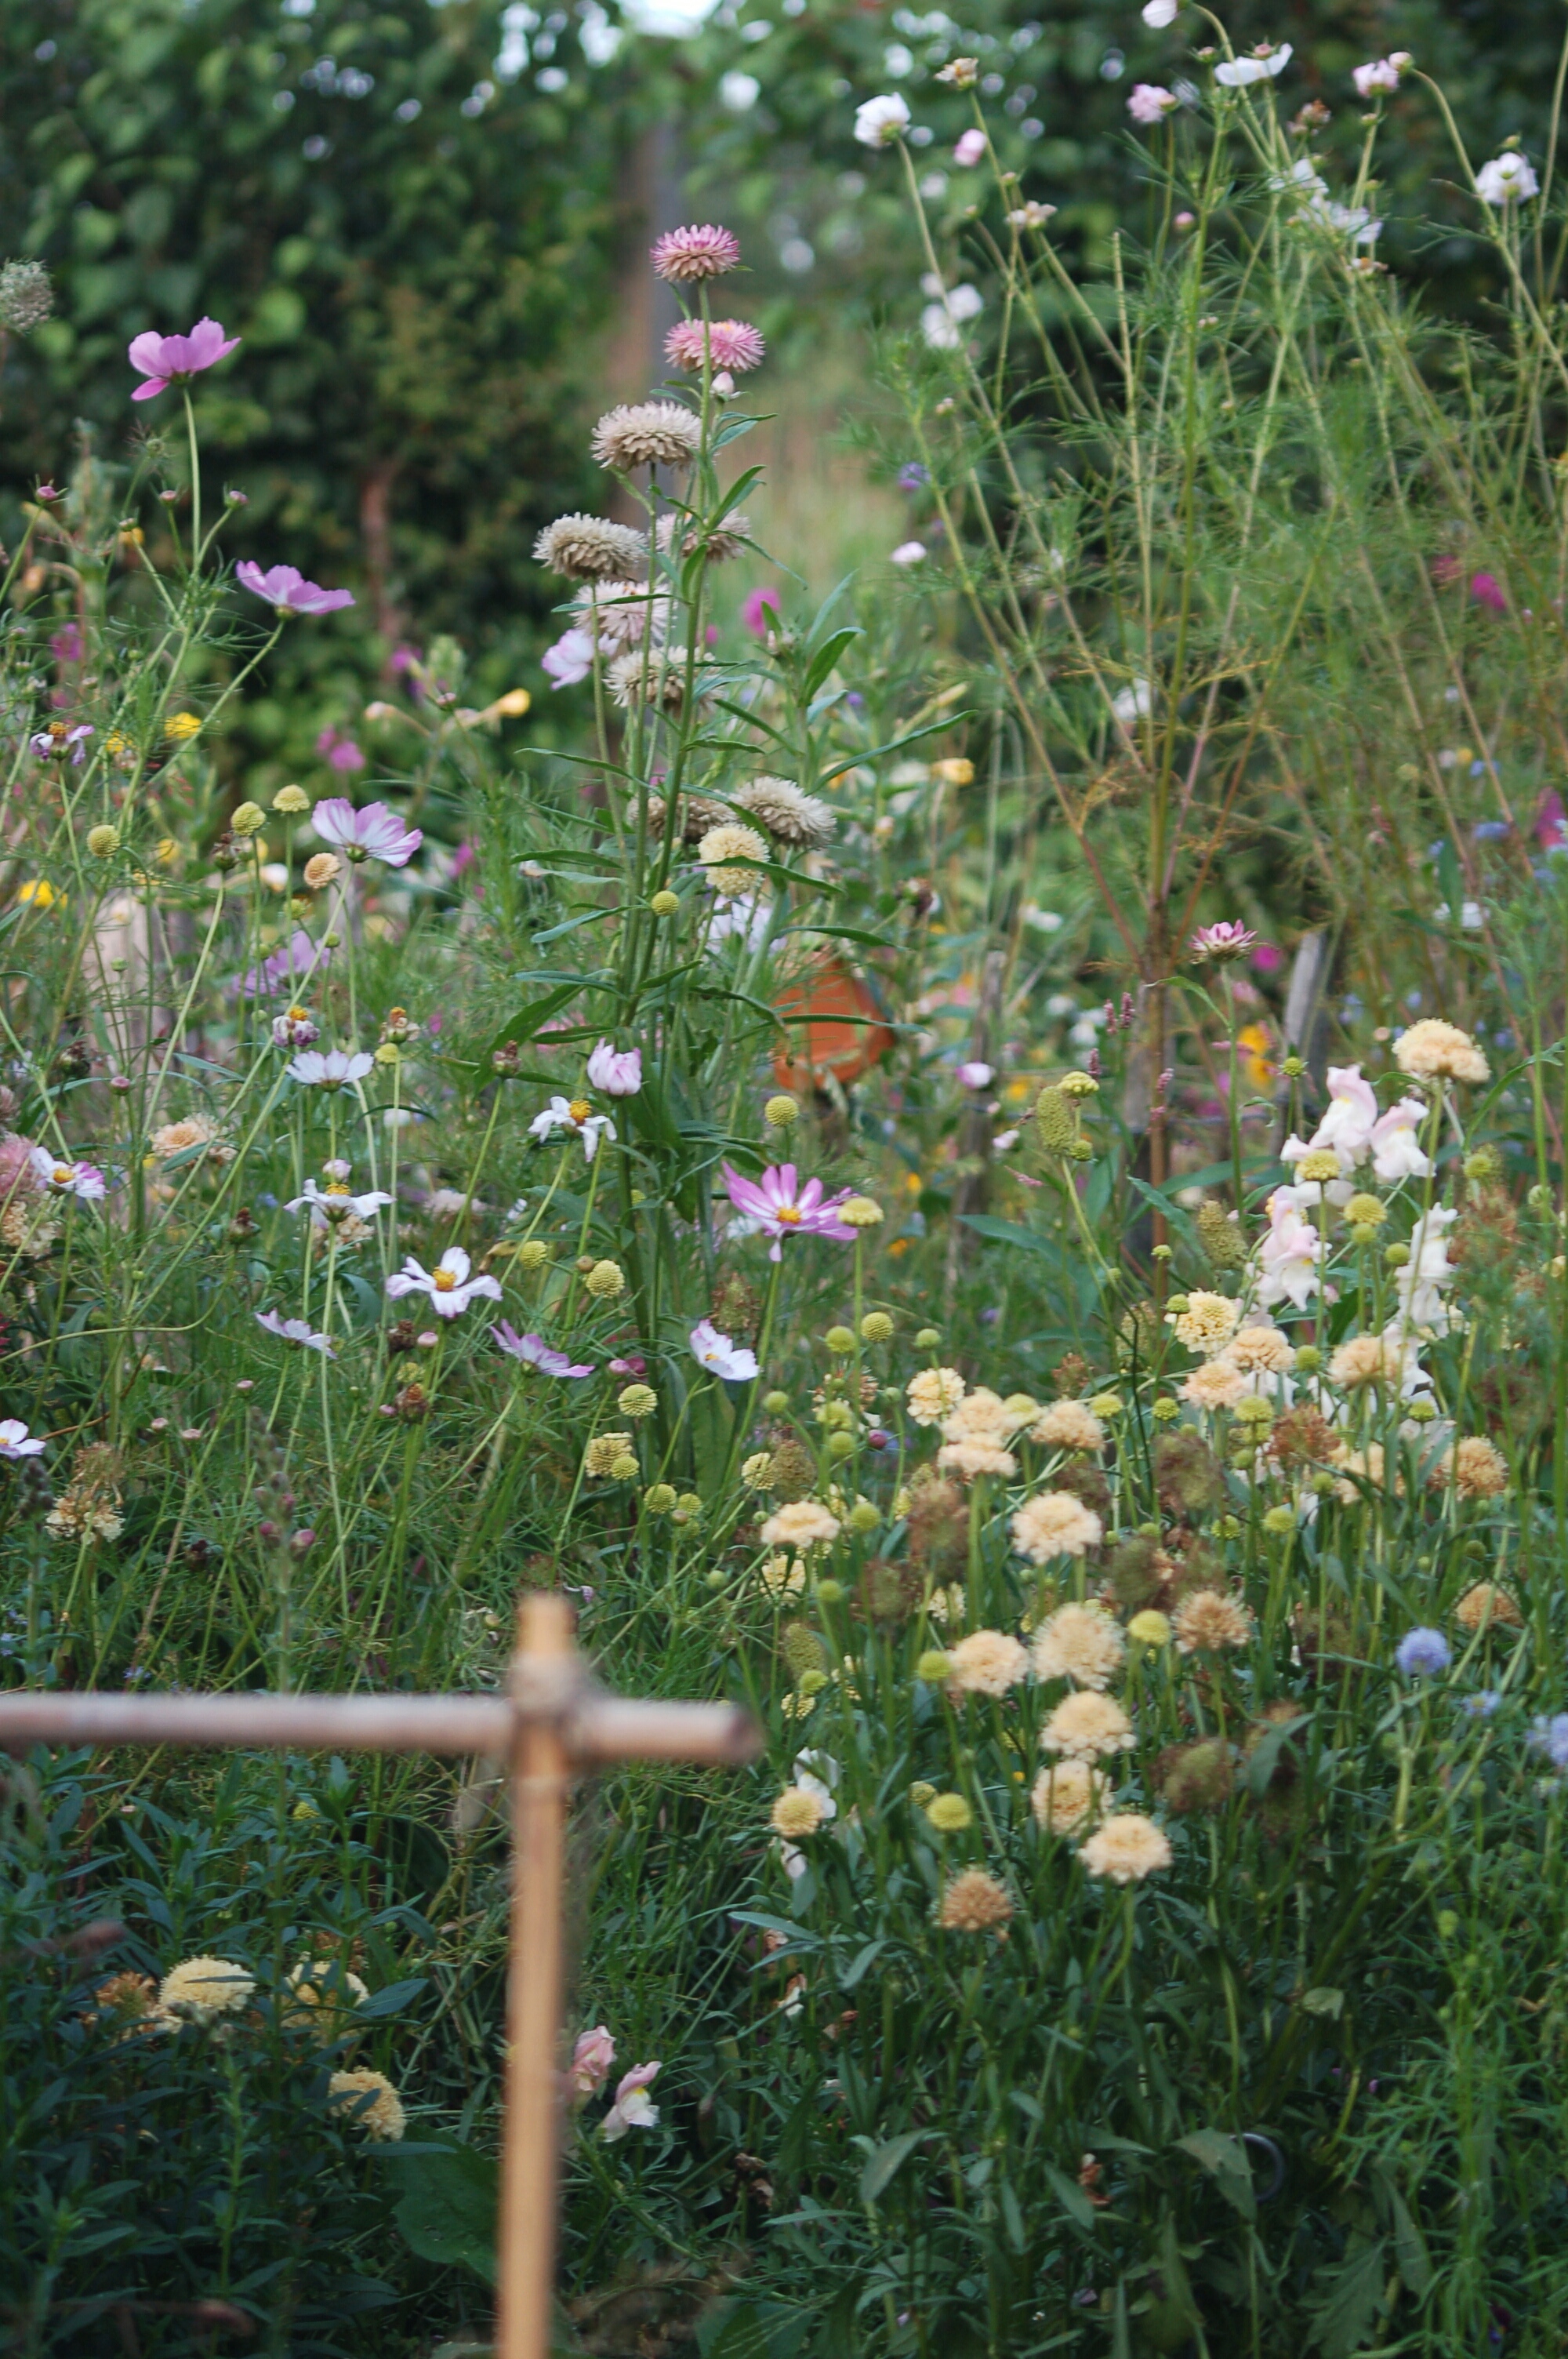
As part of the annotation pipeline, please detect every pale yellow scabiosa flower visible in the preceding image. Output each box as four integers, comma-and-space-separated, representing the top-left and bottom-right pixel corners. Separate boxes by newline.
327, 2066, 406, 2139
1079, 1812, 1172, 1884
1031, 1601, 1125, 1689
1011, 1491, 1103, 1564
1040, 1691, 1134, 1761
946, 1629, 1029, 1696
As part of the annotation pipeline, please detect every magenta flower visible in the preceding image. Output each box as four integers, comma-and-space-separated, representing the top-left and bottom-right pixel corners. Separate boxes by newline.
586, 1041, 642, 1096
128, 316, 240, 401
1469, 571, 1508, 613
317, 725, 366, 772
235, 562, 356, 618
650, 224, 740, 283
1189, 921, 1257, 965
742, 585, 782, 638
721, 1161, 856, 1261
664, 318, 767, 374
492, 1323, 594, 1379
311, 798, 423, 867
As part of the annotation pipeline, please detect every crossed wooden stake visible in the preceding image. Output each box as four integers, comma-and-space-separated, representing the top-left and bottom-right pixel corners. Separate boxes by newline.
0, 1592, 760, 2358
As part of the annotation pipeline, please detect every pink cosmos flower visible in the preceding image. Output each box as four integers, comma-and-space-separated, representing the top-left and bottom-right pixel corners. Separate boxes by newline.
128, 316, 240, 400
586, 1041, 642, 1096
664, 318, 767, 373
543, 627, 596, 688
689, 1319, 759, 1381
386, 1246, 503, 1319
255, 1308, 337, 1358
311, 798, 423, 868
28, 1149, 107, 1201
953, 128, 987, 165
742, 586, 782, 638
720, 1161, 856, 1261
1353, 54, 1406, 96
651, 224, 740, 282
234, 928, 333, 999
1313, 1064, 1379, 1159
600, 2060, 661, 2141
1127, 83, 1178, 123
273, 1009, 320, 1049
0, 1419, 45, 1459
493, 1323, 594, 1378
566, 2025, 616, 2103
234, 562, 355, 617
316, 725, 365, 772
1189, 921, 1257, 963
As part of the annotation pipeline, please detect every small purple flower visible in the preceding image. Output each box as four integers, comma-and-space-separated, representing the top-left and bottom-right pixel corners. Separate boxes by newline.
272, 1008, 320, 1049
128, 316, 240, 400
234, 562, 356, 618
1396, 1627, 1451, 1678
1530, 1712, 1568, 1768
1464, 1689, 1503, 1720
311, 798, 423, 868
492, 1323, 594, 1378
898, 461, 930, 492
1472, 818, 1512, 842
31, 723, 93, 764
586, 1041, 642, 1096
50, 623, 84, 664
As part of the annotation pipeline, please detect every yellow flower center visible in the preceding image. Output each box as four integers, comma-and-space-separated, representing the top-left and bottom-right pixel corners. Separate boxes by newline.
434, 1269, 456, 1292
53, 1166, 71, 1187
568, 1100, 592, 1125
325, 1183, 350, 1198
776, 1205, 802, 1224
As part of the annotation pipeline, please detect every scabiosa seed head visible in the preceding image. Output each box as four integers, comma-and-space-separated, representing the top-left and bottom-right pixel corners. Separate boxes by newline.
651, 224, 742, 283
533, 513, 649, 581
938, 1869, 1012, 1931
592, 402, 702, 474
924, 1790, 974, 1832
0, 260, 53, 333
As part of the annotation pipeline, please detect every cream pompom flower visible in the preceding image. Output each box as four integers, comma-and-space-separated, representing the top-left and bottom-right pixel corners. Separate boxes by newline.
1454, 1580, 1522, 1630
1030, 1757, 1112, 1835
1079, 1812, 1173, 1885
730, 776, 836, 847
937, 1439, 1018, 1480
533, 513, 648, 580
1171, 1589, 1254, 1655
1040, 1690, 1134, 1761
697, 821, 769, 897
938, 1869, 1013, 1931
158, 1955, 256, 2023
1029, 1400, 1105, 1452
1394, 1019, 1490, 1085
1011, 1490, 1103, 1564
1433, 1436, 1509, 1499
1170, 1290, 1241, 1355
771, 1784, 828, 1838
946, 1629, 1029, 1696
1227, 1326, 1294, 1376
760, 1500, 841, 1549
328, 2066, 406, 2140
592, 401, 702, 473
1031, 1601, 1126, 1690
283, 1959, 371, 2038
906, 1367, 965, 1426
1181, 1360, 1246, 1411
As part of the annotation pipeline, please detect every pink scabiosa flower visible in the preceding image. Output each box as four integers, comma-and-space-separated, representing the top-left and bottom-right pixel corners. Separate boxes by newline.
255, 1309, 337, 1358
493, 1323, 594, 1378
742, 585, 782, 638
586, 1041, 642, 1096
1127, 83, 1178, 122
234, 562, 356, 617
310, 798, 423, 868
1189, 920, 1257, 963
721, 1161, 856, 1261
288, 1048, 374, 1089
128, 316, 240, 400
664, 318, 767, 374
601, 2060, 661, 2140
28, 1150, 107, 1201
0, 1420, 46, 1459
386, 1247, 503, 1319
689, 1319, 760, 1381
651, 224, 740, 282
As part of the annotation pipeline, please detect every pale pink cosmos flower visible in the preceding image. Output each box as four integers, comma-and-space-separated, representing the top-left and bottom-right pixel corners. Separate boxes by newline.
235, 929, 333, 999
601, 2060, 661, 2141
664, 318, 766, 373
29, 1149, 108, 1201
128, 316, 240, 400
566, 2026, 616, 2103
492, 1324, 594, 1378
386, 1246, 503, 1319
721, 1161, 856, 1260
651, 224, 740, 282
1189, 921, 1257, 963
0, 1420, 46, 1459
234, 562, 356, 617
1127, 83, 1178, 123
311, 798, 423, 867
956, 1060, 994, 1089
542, 627, 597, 688
288, 1049, 375, 1089
690, 1319, 759, 1382
586, 1041, 642, 1096
953, 128, 987, 165
255, 1309, 337, 1358
1352, 56, 1403, 96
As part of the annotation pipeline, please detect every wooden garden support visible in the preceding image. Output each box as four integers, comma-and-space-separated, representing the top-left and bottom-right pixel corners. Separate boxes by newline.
0, 1591, 760, 2359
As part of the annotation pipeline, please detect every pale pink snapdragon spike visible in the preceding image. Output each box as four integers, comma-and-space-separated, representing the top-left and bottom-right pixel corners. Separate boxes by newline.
234, 562, 355, 617
720, 1161, 856, 1261
0, 1419, 46, 1459
286, 1177, 394, 1224
1370, 1097, 1432, 1183
386, 1246, 503, 1319
311, 798, 422, 867
586, 1041, 642, 1096
492, 1323, 594, 1379
600, 2060, 661, 2141
288, 1049, 375, 1089
1189, 920, 1256, 963
128, 316, 240, 399
566, 2025, 617, 2103
1312, 1065, 1379, 1161
29, 1149, 108, 1201
542, 628, 596, 688
1254, 1188, 1324, 1311
255, 1309, 337, 1358
651, 224, 740, 282
689, 1319, 759, 1382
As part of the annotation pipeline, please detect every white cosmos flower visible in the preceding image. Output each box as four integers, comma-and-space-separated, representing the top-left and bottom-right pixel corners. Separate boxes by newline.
255, 1309, 338, 1358
528, 1094, 617, 1161
289, 1049, 375, 1089
1142, 0, 1178, 24
689, 1319, 759, 1381
384, 1246, 503, 1318
287, 1177, 394, 1224
1215, 42, 1292, 86
1476, 153, 1538, 205
0, 1419, 46, 1459
920, 278, 982, 350
855, 92, 911, 147
891, 540, 927, 565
